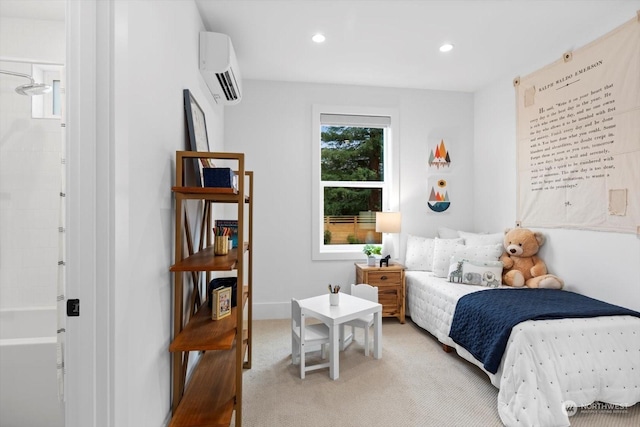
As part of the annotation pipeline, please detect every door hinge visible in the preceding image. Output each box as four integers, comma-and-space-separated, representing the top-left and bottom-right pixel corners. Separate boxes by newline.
67, 299, 80, 317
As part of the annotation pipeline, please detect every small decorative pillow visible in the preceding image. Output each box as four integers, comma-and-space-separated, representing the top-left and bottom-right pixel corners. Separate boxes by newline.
437, 227, 460, 239
452, 244, 503, 262
458, 231, 503, 246
404, 235, 435, 271
448, 257, 503, 287
432, 238, 464, 277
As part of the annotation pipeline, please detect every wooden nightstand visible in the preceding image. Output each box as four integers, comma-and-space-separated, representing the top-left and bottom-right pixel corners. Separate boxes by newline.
354, 263, 405, 323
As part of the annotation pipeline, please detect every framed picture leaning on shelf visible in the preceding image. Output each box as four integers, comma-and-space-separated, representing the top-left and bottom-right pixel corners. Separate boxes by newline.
211, 286, 232, 320
183, 89, 213, 186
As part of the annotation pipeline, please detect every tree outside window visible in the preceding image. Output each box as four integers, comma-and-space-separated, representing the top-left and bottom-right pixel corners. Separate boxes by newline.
321, 125, 385, 246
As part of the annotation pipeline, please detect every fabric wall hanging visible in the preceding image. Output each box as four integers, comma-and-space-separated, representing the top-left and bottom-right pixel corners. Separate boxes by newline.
514, 14, 639, 233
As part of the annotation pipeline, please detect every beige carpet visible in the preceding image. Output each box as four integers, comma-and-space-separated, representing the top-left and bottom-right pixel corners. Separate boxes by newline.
238, 318, 640, 427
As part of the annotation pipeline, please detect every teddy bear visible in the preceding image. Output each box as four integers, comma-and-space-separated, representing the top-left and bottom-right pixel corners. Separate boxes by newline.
500, 227, 564, 289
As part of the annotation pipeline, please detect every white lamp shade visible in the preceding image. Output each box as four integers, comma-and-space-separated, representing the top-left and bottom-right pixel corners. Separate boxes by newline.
375, 212, 401, 233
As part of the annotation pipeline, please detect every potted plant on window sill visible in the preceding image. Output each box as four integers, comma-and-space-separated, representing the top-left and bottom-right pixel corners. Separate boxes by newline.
363, 244, 382, 266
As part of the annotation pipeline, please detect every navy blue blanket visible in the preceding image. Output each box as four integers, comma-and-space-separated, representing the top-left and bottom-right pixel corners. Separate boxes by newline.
448, 288, 640, 374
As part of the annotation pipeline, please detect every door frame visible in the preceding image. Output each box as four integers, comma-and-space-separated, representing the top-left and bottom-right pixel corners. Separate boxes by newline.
65, 0, 115, 425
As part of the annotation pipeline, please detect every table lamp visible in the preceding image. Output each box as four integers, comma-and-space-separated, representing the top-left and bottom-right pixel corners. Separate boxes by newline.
375, 211, 401, 261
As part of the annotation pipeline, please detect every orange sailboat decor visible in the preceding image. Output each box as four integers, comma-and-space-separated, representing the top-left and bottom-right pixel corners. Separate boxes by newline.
428, 179, 450, 212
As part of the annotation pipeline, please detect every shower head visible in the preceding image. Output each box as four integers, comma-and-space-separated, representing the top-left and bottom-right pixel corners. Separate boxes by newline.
0, 69, 52, 96
15, 82, 52, 96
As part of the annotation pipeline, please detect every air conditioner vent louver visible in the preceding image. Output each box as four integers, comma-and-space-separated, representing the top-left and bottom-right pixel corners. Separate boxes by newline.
216, 71, 239, 101
200, 32, 242, 105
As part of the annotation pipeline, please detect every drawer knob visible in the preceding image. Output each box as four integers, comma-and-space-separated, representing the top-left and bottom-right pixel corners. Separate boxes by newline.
380, 275, 387, 280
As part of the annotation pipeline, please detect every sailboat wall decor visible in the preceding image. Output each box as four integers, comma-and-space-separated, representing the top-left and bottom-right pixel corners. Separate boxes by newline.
427, 178, 450, 213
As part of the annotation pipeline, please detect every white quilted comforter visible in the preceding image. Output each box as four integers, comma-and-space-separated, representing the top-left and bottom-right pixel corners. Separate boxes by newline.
406, 271, 640, 427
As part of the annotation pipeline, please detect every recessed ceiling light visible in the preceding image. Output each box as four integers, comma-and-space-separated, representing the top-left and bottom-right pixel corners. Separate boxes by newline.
312, 33, 326, 43
439, 43, 454, 53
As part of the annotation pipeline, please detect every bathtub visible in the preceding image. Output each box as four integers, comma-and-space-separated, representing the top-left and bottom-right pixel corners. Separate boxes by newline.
0, 307, 64, 427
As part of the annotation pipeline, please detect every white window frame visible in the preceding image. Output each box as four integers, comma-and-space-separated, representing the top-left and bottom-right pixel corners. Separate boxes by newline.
311, 105, 399, 261
31, 63, 63, 119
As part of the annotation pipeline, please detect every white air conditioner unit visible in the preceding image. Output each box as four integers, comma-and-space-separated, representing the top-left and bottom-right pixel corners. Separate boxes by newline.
199, 31, 242, 105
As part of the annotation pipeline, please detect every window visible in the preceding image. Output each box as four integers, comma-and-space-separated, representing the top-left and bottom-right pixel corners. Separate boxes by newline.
51, 79, 61, 116
312, 106, 399, 260
31, 64, 63, 119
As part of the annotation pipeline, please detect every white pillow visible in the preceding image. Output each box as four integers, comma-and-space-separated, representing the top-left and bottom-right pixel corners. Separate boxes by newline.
404, 235, 435, 271
448, 257, 503, 287
458, 231, 504, 246
437, 227, 460, 239
432, 238, 464, 277
452, 244, 503, 262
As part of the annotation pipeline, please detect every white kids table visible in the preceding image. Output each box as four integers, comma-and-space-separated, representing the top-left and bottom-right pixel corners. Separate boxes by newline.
298, 292, 382, 379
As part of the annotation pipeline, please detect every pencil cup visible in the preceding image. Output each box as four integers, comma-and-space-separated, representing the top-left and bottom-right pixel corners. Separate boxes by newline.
214, 236, 229, 255
330, 293, 339, 306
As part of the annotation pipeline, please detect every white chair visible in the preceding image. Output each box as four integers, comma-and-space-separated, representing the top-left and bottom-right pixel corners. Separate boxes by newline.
291, 298, 331, 378
343, 284, 378, 356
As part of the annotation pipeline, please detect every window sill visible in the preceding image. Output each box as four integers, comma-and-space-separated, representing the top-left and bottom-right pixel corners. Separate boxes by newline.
312, 248, 366, 262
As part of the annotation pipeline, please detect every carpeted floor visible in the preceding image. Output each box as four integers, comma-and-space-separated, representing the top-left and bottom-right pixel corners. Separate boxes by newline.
237, 318, 639, 426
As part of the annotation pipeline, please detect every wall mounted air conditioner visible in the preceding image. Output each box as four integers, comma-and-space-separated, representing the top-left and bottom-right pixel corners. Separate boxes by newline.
199, 31, 242, 105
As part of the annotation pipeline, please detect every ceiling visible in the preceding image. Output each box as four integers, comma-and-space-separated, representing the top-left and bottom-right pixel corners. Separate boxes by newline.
195, 0, 640, 92
1, 1, 638, 92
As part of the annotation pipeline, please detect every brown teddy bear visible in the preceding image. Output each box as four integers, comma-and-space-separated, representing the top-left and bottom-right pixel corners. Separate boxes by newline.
500, 228, 564, 289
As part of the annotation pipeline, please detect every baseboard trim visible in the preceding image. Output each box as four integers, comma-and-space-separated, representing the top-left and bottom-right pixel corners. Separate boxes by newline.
252, 302, 291, 320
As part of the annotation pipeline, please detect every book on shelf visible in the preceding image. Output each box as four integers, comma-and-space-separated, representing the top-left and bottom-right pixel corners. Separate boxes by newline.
214, 220, 238, 249
211, 286, 232, 320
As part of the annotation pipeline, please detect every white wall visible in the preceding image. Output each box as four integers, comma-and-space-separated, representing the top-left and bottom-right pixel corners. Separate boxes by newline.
0, 17, 65, 63
224, 80, 474, 319
0, 17, 65, 310
111, 1, 223, 425
473, 46, 640, 310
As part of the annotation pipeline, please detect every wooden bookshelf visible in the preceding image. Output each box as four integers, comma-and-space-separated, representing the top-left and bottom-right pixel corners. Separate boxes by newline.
169, 151, 252, 426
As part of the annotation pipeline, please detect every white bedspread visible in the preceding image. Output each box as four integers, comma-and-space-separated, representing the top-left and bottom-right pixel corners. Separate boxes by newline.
406, 271, 640, 427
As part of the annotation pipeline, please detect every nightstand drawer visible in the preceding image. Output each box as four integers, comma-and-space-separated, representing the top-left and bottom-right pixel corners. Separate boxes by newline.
378, 287, 401, 317
354, 263, 406, 323
366, 271, 401, 287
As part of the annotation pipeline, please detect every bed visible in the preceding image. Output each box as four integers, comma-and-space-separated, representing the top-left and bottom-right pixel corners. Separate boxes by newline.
406, 270, 640, 427
402, 231, 640, 426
